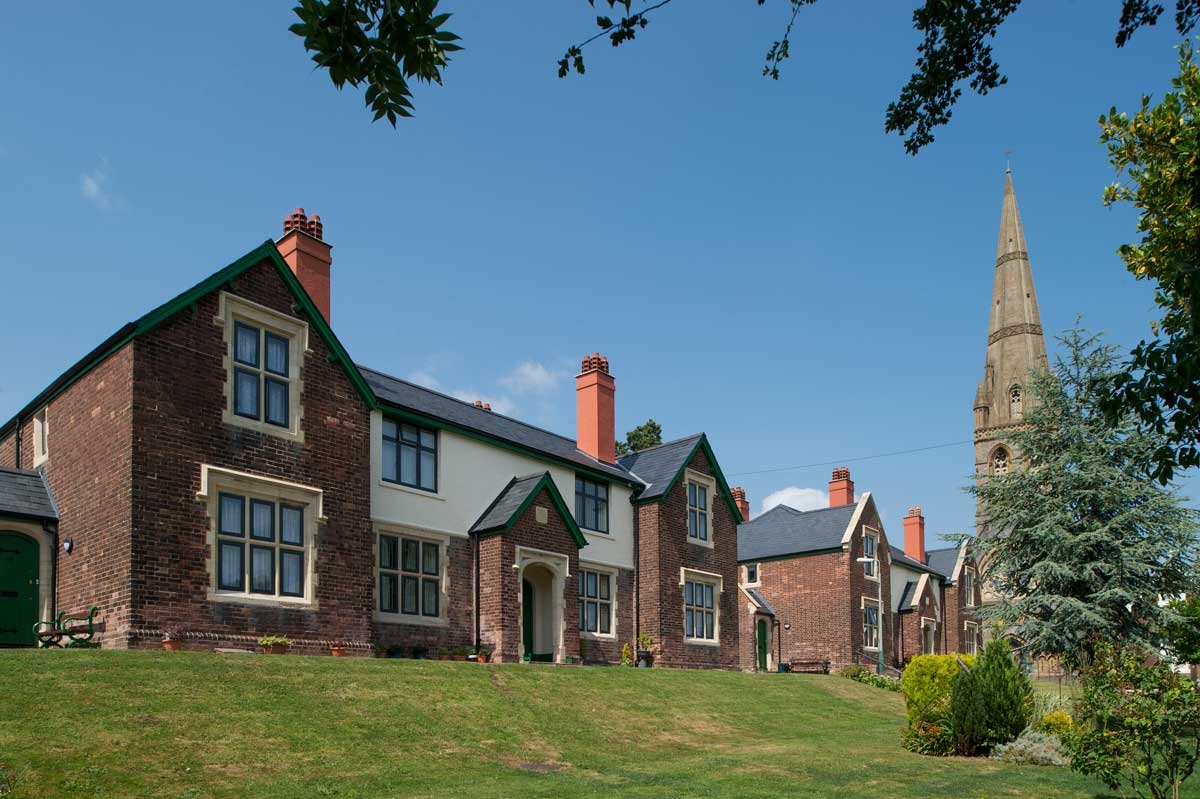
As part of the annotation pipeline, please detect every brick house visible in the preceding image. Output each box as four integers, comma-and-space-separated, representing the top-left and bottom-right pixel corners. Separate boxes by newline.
735, 468, 981, 673
0, 210, 742, 666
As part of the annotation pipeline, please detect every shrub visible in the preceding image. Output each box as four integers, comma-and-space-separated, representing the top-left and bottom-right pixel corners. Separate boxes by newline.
839, 664, 869, 680
901, 711, 956, 756
951, 661, 989, 755
901, 654, 975, 724
991, 730, 1069, 767
620, 643, 634, 667
975, 639, 1032, 748
1067, 643, 1200, 799
258, 635, 292, 648
842, 665, 901, 691
1034, 710, 1074, 738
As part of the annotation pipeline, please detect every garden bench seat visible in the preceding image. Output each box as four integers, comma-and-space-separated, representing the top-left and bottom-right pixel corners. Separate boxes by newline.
788, 658, 831, 674
33, 606, 102, 648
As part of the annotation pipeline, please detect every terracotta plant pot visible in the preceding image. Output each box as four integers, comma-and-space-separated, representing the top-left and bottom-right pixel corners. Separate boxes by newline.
330, 645, 347, 657
162, 639, 182, 652
476, 653, 490, 664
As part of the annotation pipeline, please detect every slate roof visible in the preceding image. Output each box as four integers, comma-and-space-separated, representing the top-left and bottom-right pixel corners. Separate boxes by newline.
926, 546, 962, 580
0, 466, 58, 522
616, 434, 704, 500
889, 545, 941, 576
361, 366, 638, 485
897, 580, 917, 612
737, 503, 857, 562
745, 587, 776, 616
470, 474, 548, 534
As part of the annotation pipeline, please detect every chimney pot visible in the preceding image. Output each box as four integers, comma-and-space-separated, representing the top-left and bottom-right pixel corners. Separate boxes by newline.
903, 504, 926, 564
828, 466, 855, 507
576, 352, 616, 463
732, 486, 750, 522
277, 207, 332, 321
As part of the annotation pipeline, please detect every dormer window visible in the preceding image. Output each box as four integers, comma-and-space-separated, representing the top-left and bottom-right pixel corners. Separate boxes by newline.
686, 470, 716, 546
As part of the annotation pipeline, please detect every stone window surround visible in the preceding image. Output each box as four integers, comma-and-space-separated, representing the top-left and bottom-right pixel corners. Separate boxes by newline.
861, 596, 882, 652
679, 566, 722, 646
216, 291, 308, 444
196, 464, 323, 610
684, 469, 716, 549
861, 525, 881, 581
920, 616, 937, 654
515, 545, 571, 664
578, 560, 617, 640
374, 523, 451, 627
743, 562, 760, 586
964, 620, 980, 656
32, 407, 48, 467
963, 566, 976, 607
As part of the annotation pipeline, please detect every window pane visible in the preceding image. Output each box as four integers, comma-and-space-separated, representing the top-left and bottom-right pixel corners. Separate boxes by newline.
382, 439, 398, 482
422, 578, 439, 617
250, 546, 274, 593
234, 369, 259, 418
577, 572, 584, 595
575, 488, 584, 525
586, 600, 597, 632
420, 429, 435, 448
265, 332, 288, 376
698, 486, 707, 510
586, 571, 598, 598
705, 611, 715, 639
401, 576, 419, 614
265, 378, 288, 427
704, 584, 714, 609
218, 542, 243, 590
219, 494, 244, 536
597, 483, 607, 501
578, 600, 585, 630
688, 483, 696, 506
383, 419, 398, 440
597, 499, 608, 533
280, 505, 303, 545
400, 444, 417, 484
599, 573, 610, 600
380, 573, 398, 613
401, 425, 419, 443
419, 449, 436, 490
685, 608, 694, 637
379, 535, 398, 570
281, 550, 303, 597
599, 603, 611, 634
422, 542, 439, 576
688, 510, 697, 537
234, 322, 259, 366
250, 499, 274, 541
685, 582, 694, 606
401, 539, 419, 573
699, 511, 708, 540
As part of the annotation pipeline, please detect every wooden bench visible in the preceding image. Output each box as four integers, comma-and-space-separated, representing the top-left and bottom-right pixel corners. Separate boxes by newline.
34, 606, 103, 648
788, 658, 831, 674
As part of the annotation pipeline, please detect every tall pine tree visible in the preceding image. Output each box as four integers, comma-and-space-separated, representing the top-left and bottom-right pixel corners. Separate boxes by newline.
970, 323, 1198, 666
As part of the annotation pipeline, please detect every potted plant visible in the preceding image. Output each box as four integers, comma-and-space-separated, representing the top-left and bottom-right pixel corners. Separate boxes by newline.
635, 633, 655, 668
258, 635, 292, 655
373, 644, 388, 659
475, 647, 492, 664
162, 628, 183, 652
330, 642, 348, 657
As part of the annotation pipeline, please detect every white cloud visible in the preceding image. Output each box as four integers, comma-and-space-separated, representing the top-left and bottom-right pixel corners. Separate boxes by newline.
760, 486, 828, 516
500, 361, 561, 395
407, 370, 441, 390
451, 390, 517, 417
80, 156, 122, 210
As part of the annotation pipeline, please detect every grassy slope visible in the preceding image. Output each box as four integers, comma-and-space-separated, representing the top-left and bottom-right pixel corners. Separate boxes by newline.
0, 651, 1185, 798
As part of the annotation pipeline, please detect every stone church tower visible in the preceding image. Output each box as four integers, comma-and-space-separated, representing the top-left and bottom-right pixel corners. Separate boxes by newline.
973, 169, 1048, 491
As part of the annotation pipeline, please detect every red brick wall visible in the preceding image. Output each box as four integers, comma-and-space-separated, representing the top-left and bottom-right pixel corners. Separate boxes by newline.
373, 536, 474, 656
4, 347, 136, 642
942, 556, 982, 654
477, 485, 581, 663
0, 432, 14, 467
738, 598, 773, 672
578, 567, 634, 665
127, 256, 373, 651
847, 504, 893, 670
896, 583, 941, 664
637, 446, 740, 669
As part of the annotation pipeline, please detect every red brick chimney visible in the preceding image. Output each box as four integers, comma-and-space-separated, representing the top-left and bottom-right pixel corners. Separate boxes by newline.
903, 506, 926, 564
732, 487, 750, 522
828, 467, 855, 507
276, 208, 332, 322
576, 353, 616, 463
473, 400, 492, 412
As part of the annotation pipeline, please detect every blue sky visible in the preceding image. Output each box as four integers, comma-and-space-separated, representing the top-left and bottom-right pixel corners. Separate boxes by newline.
1, 2, 1194, 544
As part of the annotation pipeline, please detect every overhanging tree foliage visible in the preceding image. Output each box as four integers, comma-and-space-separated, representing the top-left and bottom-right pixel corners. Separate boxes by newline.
290, 1, 1198, 151
615, 418, 663, 457
1099, 40, 1200, 484
969, 322, 1199, 666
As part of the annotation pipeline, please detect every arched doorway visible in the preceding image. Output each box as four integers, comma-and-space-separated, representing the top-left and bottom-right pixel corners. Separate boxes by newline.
521, 563, 557, 662
0, 531, 39, 647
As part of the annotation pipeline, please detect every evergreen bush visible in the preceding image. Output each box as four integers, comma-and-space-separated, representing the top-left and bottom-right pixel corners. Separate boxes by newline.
974, 638, 1033, 748
951, 662, 988, 755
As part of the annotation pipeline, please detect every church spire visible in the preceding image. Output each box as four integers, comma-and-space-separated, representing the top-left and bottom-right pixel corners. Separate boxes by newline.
974, 169, 1048, 481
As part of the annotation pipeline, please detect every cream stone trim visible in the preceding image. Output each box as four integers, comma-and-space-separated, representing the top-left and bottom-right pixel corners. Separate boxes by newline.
216, 291, 309, 444
963, 620, 980, 655
840, 492, 872, 547
950, 542, 968, 583
377, 478, 447, 502
0, 521, 54, 627
374, 525, 451, 626
370, 517, 468, 540
920, 616, 938, 654
515, 546, 571, 663
861, 596, 882, 651
963, 565, 977, 607
198, 465, 321, 610
684, 469, 717, 549
578, 560, 618, 641
742, 562, 761, 587
32, 408, 48, 467
861, 525, 881, 582
680, 566, 723, 644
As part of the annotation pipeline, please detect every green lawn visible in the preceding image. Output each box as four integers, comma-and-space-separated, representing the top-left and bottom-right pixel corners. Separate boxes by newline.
0, 650, 1186, 798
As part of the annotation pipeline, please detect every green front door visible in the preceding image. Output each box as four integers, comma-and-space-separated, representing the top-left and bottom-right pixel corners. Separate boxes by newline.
0, 532, 39, 647
521, 578, 552, 662
757, 618, 768, 671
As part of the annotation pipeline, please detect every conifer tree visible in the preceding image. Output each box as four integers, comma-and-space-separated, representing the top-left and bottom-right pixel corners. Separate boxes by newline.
969, 323, 1199, 666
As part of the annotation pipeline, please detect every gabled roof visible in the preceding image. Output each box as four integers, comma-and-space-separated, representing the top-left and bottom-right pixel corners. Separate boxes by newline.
469, 472, 587, 548
743, 586, 776, 617
897, 581, 917, 612
363, 367, 637, 487
0, 241, 374, 438
737, 502, 857, 562
926, 544, 965, 582
619, 434, 743, 522
0, 466, 58, 522
889, 545, 943, 577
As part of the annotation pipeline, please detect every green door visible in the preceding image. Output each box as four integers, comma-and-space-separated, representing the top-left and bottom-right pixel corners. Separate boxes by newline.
0, 532, 38, 647
521, 578, 552, 662
757, 618, 768, 671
